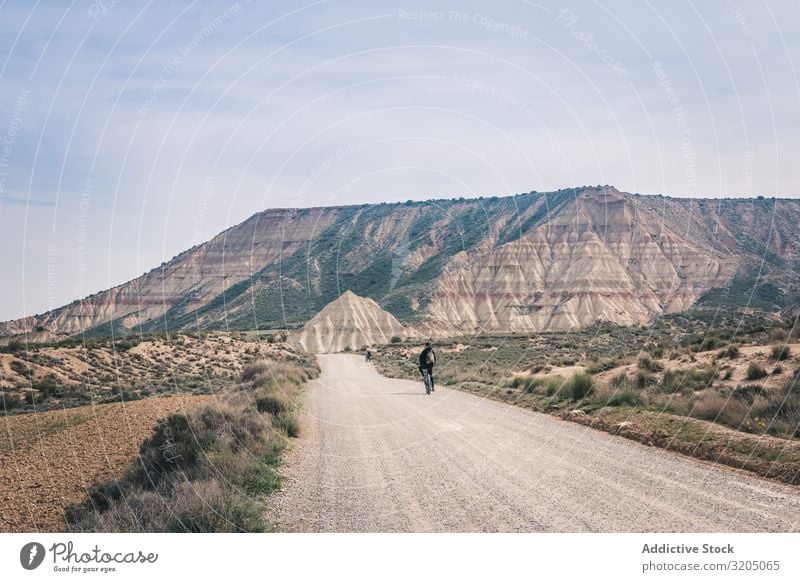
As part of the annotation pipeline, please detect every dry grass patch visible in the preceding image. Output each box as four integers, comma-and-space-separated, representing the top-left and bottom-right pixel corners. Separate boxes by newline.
63, 356, 319, 533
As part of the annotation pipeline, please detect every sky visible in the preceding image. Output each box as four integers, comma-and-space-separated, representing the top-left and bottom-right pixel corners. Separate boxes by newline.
0, 0, 798, 321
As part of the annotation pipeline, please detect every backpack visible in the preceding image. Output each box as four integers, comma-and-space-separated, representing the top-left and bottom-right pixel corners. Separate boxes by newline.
426, 349, 435, 365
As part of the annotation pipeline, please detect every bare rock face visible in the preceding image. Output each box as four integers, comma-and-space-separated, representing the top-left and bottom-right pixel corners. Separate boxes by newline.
288, 291, 415, 353
425, 188, 734, 332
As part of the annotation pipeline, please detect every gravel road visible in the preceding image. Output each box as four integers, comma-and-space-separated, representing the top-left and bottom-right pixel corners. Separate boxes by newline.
272, 354, 800, 532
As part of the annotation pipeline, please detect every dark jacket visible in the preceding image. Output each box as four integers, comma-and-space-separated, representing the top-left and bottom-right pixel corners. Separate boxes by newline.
419, 346, 436, 368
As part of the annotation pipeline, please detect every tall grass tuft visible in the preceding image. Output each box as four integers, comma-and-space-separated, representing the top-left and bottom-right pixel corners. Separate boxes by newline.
567, 371, 594, 401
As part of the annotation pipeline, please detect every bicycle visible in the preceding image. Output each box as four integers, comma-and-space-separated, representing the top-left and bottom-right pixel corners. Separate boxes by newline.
420, 367, 433, 395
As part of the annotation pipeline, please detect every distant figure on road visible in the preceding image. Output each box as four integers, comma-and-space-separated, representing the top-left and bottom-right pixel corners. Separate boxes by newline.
419, 341, 436, 392
365, 349, 372, 362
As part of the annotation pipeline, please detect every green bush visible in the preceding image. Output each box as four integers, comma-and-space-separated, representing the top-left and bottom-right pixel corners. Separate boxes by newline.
543, 376, 565, 397
509, 374, 543, 393
607, 388, 640, 407
660, 367, 715, 393
567, 372, 594, 401
660, 370, 681, 393
273, 414, 300, 438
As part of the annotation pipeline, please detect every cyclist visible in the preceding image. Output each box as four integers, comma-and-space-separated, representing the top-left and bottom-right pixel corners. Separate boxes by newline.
418, 341, 436, 392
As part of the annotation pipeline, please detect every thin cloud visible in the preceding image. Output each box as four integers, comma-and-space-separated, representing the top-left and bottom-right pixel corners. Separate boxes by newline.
0, 195, 56, 208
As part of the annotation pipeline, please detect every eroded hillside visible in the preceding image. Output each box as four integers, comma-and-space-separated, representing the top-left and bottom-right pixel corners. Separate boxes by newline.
3, 186, 799, 339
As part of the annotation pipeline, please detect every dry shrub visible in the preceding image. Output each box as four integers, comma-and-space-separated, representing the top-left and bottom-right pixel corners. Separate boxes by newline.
508, 374, 542, 393
692, 392, 750, 426
661, 367, 715, 393
718, 345, 740, 359
691, 386, 800, 437
731, 384, 766, 402
588, 381, 641, 407
246, 360, 310, 388
637, 354, 662, 373
256, 395, 287, 415
746, 361, 768, 380
770, 345, 791, 362
609, 372, 629, 389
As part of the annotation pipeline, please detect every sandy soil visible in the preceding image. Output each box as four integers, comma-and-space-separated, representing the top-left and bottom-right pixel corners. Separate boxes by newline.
0, 395, 212, 532
272, 354, 800, 532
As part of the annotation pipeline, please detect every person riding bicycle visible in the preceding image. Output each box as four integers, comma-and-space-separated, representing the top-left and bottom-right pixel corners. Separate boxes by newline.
418, 341, 436, 392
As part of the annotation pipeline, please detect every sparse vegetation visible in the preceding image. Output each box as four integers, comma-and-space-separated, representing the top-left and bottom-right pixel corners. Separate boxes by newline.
63, 354, 318, 532
635, 371, 655, 389
9, 360, 30, 377
606, 388, 640, 407
372, 328, 800, 484
585, 358, 618, 374
0, 332, 310, 415
719, 345, 740, 359
256, 395, 287, 415
609, 372, 629, 389
771, 345, 791, 361
660, 367, 715, 393
746, 361, 768, 380
508, 374, 542, 394
637, 354, 662, 373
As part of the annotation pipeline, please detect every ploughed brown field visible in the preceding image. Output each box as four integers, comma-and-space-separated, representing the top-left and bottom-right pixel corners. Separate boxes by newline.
0, 395, 211, 532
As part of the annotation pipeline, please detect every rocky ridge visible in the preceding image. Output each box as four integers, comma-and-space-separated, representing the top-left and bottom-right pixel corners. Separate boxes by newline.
2, 186, 798, 340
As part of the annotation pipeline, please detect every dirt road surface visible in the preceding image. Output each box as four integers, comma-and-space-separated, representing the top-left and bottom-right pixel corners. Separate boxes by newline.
272, 354, 800, 532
